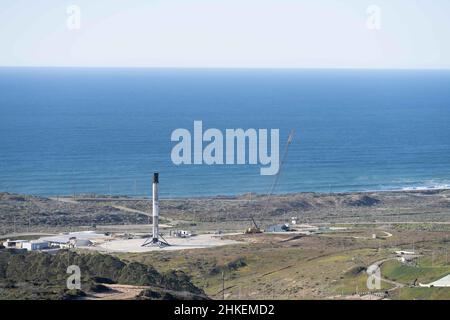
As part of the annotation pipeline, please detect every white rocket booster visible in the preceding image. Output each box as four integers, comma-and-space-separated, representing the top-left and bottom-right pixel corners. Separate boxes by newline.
152, 172, 159, 241
142, 172, 169, 247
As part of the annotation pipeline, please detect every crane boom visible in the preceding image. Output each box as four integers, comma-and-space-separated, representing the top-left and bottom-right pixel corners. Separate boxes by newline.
245, 130, 296, 234
263, 129, 295, 212
251, 216, 259, 229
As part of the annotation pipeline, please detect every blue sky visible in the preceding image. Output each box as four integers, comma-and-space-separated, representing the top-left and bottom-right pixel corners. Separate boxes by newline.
0, 0, 449, 68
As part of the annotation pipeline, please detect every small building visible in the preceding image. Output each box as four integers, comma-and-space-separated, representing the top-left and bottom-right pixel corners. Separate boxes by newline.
22, 240, 49, 251
40, 231, 108, 248
395, 250, 416, 256
2, 239, 28, 249
174, 230, 192, 238
395, 250, 419, 265
399, 255, 416, 263
266, 224, 290, 233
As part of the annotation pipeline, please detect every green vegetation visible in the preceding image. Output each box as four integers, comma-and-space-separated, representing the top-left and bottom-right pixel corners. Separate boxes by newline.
392, 287, 450, 300
335, 272, 395, 295
1, 187, 449, 301
0, 249, 205, 300
2, 189, 450, 233
0, 235, 41, 242
393, 223, 450, 232
382, 259, 450, 285
117, 239, 395, 299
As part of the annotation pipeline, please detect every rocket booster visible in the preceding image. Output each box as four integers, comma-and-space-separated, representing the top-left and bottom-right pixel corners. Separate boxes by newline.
152, 172, 159, 240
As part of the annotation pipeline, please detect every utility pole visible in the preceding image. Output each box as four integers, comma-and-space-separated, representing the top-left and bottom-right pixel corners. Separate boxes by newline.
446, 245, 449, 265
222, 271, 225, 300
272, 279, 275, 300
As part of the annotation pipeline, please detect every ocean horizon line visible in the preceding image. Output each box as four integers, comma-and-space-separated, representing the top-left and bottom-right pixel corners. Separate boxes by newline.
2, 66, 450, 71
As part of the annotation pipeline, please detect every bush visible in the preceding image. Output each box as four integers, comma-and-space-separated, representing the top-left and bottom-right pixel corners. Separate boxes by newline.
0, 250, 205, 299
63, 289, 86, 300
89, 284, 112, 293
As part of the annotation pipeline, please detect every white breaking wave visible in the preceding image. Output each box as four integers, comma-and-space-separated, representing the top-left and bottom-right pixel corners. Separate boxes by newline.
401, 184, 450, 191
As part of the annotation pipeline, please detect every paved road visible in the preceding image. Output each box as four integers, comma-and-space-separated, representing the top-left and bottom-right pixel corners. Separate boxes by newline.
1, 232, 55, 239
51, 196, 255, 202
111, 205, 152, 217
315, 221, 450, 225
371, 258, 405, 291
49, 197, 79, 204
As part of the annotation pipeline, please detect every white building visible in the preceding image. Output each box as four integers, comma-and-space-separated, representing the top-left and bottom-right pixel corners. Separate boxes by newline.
22, 241, 49, 251
40, 231, 107, 248
395, 250, 416, 256
2, 239, 28, 249
174, 230, 192, 238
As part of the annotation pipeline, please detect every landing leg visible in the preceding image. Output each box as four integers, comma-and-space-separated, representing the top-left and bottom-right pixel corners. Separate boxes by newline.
142, 236, 170, 247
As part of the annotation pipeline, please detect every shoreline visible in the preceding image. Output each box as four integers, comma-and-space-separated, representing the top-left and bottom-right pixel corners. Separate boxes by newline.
3, 185, 449, 201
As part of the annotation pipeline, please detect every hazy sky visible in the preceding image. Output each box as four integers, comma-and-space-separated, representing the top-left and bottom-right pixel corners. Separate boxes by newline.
1, 0, 449, 68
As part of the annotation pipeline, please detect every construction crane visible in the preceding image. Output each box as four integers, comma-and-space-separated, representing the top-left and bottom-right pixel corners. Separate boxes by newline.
245, 216, 263, 234
244, 129, 296, 234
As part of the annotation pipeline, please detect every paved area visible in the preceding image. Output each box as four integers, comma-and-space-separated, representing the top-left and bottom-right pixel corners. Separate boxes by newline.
93, 233, 242, 252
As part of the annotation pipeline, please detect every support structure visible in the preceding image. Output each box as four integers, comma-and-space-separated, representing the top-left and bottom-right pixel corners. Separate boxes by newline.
142, 173, 170, 247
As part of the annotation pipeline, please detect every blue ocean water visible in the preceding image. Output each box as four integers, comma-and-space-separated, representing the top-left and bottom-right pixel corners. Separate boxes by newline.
1, 68, 450, 197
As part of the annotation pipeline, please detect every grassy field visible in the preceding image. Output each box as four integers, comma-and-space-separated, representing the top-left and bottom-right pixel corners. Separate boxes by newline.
113, 226, 450, 300
382, 259, 450, 285
2, 188, 449, 300
392, 287, 450, 300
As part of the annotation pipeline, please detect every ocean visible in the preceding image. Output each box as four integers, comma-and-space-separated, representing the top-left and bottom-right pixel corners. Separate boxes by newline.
1, 68, 450, 197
